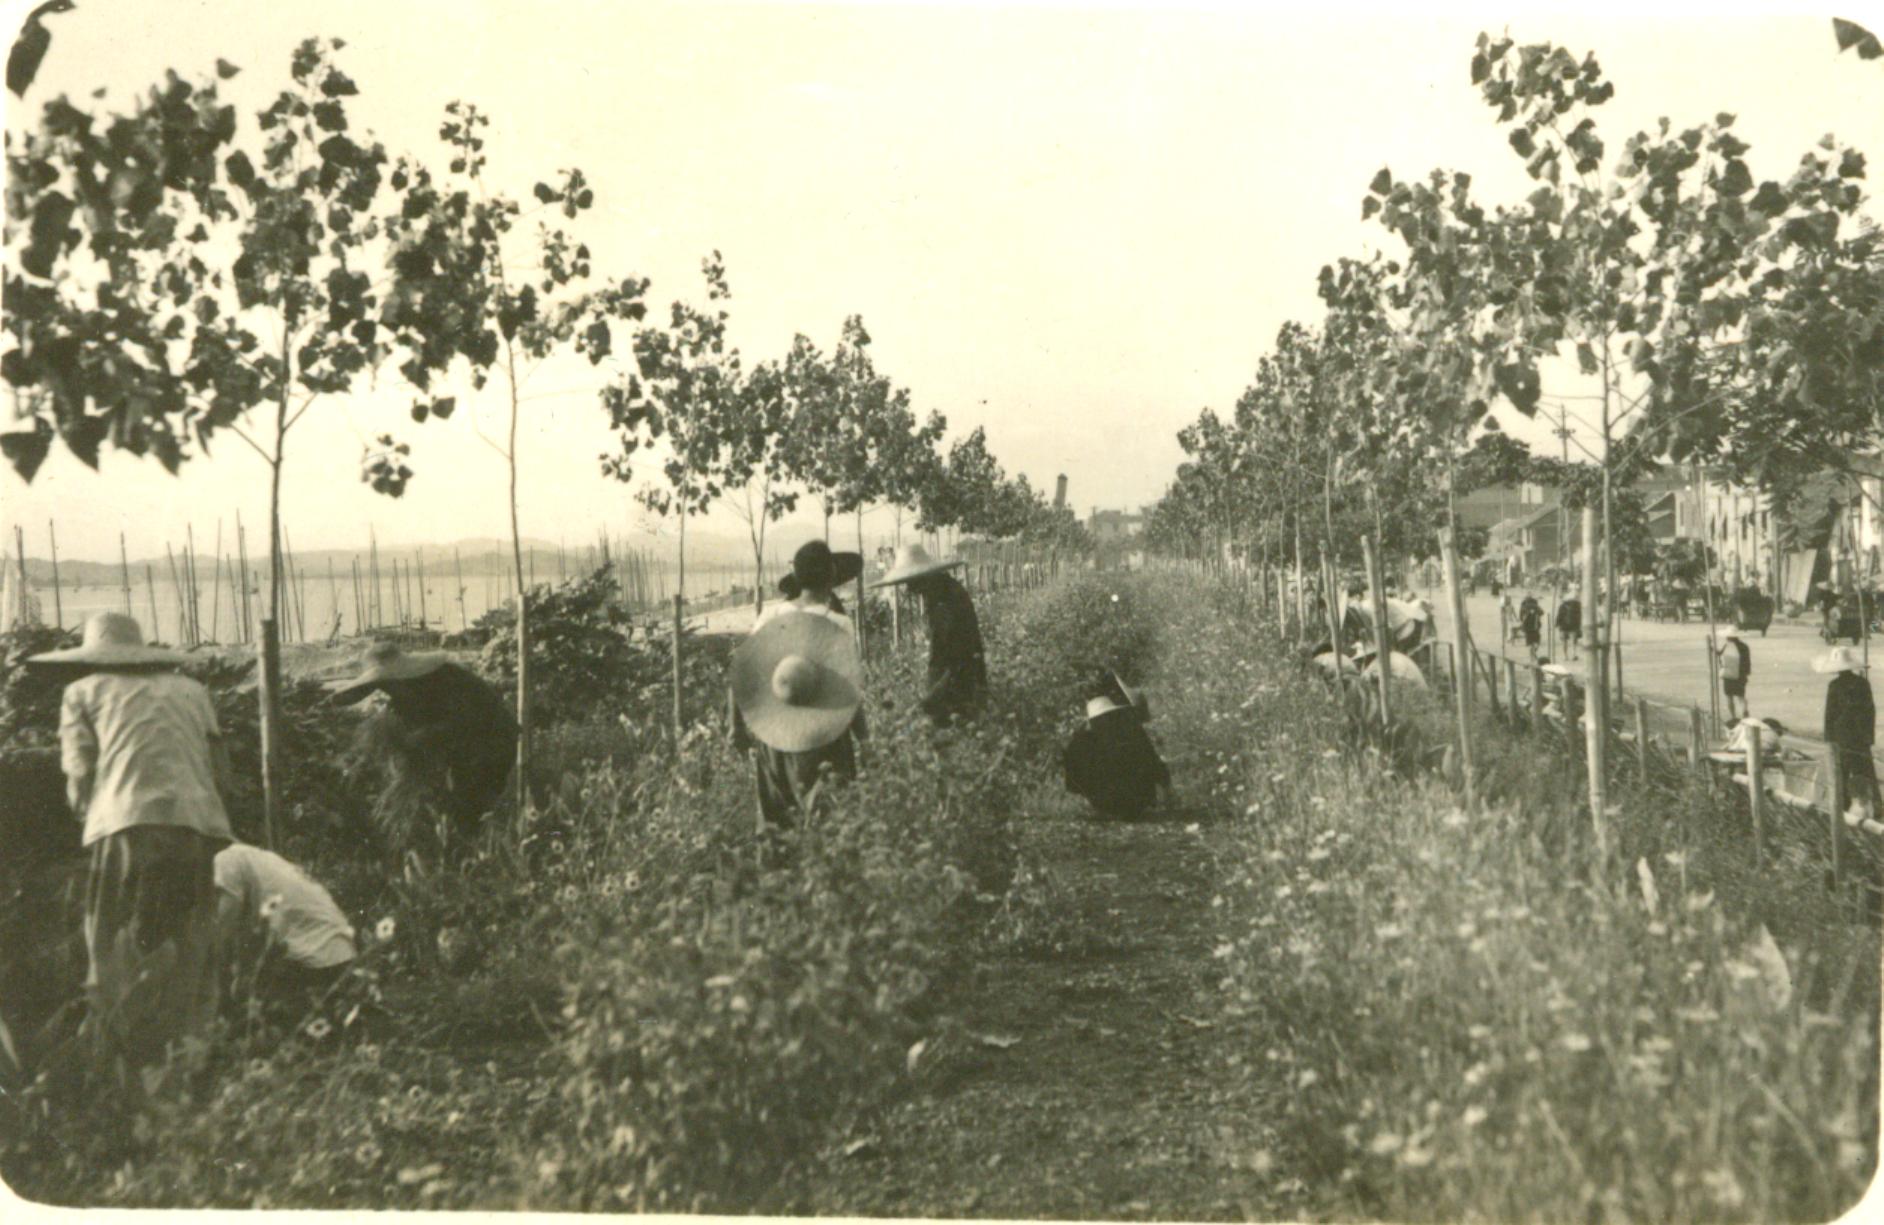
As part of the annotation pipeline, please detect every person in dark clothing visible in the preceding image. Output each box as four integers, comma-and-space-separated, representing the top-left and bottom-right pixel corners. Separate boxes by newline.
330, 643, 518, 828
1555, 595, 1582, 660
871, 545, 986, 722
1819, 645, 1879, 816
776, 545, 863, 616
1063, 691, 1171, 820
1518, 593, 1544, 656
1717, 630, 1751, 722
729, 609, 864, 831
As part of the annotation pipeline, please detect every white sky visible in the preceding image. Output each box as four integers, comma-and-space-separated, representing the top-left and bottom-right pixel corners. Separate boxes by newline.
3, 1, 1882, 562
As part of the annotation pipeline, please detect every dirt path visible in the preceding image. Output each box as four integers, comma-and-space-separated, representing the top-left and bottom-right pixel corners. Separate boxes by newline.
780, 811, 1286, 1219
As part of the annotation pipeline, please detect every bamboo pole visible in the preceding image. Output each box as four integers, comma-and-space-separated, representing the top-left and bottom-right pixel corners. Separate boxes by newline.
46, 521, 62, 629
119, 532, 133, 616
236, 516, 254, 645
209, 553, 224, 643
1690, 707, 1706, 777
1583, 505, 1609, 861
454, 548, 467, 632
417, 549, 428, 629
369, 527, 381, 629
327, 559, 339, 640
165, 543, 188, 645
12, 526, 28, 628
184, 523, 201, 645
1634, 696, 1651, 779
1439, 527, 1475, 809
144, 563, 160, 639
258, 617, 281, 849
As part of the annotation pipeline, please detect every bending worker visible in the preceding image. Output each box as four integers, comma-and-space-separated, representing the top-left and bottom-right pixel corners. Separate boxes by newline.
871, 544, 987, 721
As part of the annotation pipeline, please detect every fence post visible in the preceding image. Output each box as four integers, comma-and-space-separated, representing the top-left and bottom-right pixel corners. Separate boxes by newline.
1505, 657, 1519, 726
1828, 745, 1846, 894
1747, 726, 1766, 870
1689, 706, 1707, 779
1634, 697, 1651, 779
1439, 529, 1475, 810
1362, 535, 1392, 728
1531, 662, 1545, 731
1480, 648, 1502, 720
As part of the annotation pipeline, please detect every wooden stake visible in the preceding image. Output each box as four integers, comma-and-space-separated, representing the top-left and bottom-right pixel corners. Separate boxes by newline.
1583, 505, 1609, 861
184, 523, 200, 645
1437, 530, 1476, 808
144, 563, 160, 638
13, 525, 29, 628
1531, 662, 1545, 730
119, 532, 133, 616
46, 521, 62, 629
454, 548, 467, 632
417, 549, 429, 629
209, 553, 224, 643
1690, 706, 1707, 777
1746, 721, 1765, 870
672, 592, 684, 743
1634, 696, 1651, 779
236, 516, 254, 645
1362, 535, 1392, 727
165, 543, 188, 645
258, 617, 281, 850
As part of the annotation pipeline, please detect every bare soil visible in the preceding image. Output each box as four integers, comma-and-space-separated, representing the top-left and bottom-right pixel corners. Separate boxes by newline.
776, 811, 1289, 1220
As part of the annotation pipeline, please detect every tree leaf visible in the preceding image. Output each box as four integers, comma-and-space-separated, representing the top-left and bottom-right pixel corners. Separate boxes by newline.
0, 421, 54, 482
1833, 18, 1883, 59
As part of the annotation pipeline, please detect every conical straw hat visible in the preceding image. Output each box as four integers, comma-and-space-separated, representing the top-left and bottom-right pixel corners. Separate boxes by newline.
328, 640, 451, 704
869, 543, 963, 589
26, 612, 187, 669
731, 610, 863, 751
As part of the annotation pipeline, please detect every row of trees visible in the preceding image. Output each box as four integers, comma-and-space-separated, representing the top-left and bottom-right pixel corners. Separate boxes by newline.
2, 37, 1085, 826
1147, 22, 1882, 829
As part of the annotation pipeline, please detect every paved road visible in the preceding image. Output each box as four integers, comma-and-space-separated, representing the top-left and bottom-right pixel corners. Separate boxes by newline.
1425, 588, 1881, 741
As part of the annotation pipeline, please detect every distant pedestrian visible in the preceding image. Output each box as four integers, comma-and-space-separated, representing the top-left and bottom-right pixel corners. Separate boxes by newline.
1817, 645, 1879, 818
214, 843, 356, 1000
1518, 593, 1544, 656
871, 544, 987, 721
329, 643, 518, 833
1717, 630, 1751, 722
29, 612, 232, 1070
1556, 594, 1583, 660
1062, 687, 1171, 820
730, 609, 865, 830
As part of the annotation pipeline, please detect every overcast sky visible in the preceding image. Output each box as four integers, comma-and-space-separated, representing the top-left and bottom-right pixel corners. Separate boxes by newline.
4, 1, 1882, 562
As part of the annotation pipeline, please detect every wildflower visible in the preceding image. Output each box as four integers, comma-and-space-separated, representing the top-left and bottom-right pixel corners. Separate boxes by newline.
1461, 1105, 1487, 1128
1212, 943, 1235, 960
375, 917, 396, 942
1185, 823, 1201, 835
1559, 1032, 1593, 1053
305, 1017, 333, 1040
1441, 809, 1468, 830
1466, 1024, 1492, 1041
623, 870, 641, 893
360, 1044, 381, 1062
1398, 1144, 1435, 1169
1249, 1149, 1275, 1175
1368, 1132, 1404, 1156
247, 1058, 271, 1079
1675, 1006, 1720, 1024
1306, 847, 1330, 863
1296, 1068, 1319, 1089
1455, 921, 1476, 940
1462, 1062, 1490, 1088
1374, 923, 1405, 941
1306, 881, 1330, 895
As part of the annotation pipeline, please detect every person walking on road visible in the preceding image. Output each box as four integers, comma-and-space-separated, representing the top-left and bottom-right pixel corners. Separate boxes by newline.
1518, 592, 1544, 659
1817, 645, 1879, 820
1556, 593, 1583, 661
1717, 629, 1751, 723
871, 544, 987, 722
29, 612, 233, 1071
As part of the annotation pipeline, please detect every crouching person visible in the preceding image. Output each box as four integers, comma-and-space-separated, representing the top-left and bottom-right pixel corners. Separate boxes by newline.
29, 613, 233, 1072
1063, 686, 1171, 820
329, 642, 518, 837
730, 611, 866, 831
214, 843, 356, 1005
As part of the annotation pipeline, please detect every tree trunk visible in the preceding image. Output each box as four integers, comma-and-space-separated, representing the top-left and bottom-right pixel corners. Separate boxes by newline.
1439, 527, 1475, 810
673, 510, 687, 742
855, 506, 867, 655
1363, 534, 1392, 728
258, 327, 290, 851
507, 354, 532, 814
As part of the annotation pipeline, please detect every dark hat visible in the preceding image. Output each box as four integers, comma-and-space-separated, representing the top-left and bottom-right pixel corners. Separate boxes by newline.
778, 547, 863, 597
328, 640, 449, 705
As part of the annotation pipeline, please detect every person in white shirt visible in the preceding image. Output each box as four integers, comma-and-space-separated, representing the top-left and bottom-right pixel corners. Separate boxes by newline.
30, 612, 232, 1070
214, 844, 356, 995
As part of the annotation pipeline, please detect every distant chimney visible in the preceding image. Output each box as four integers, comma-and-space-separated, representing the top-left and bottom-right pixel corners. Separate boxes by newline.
1054, 474, 1068, 509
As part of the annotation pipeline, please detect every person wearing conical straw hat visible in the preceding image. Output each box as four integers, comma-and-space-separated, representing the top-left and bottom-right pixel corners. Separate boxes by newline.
27, 611, 232, 1070
1817, 644, 1879, 819
730, 610, 866, 829
1062, 681, 1170, 820
870, 543, 986, 722
327, 640, 518, 833
769, 540, 863, 622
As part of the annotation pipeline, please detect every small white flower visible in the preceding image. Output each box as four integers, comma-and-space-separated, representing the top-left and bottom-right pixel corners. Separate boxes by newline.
375, 917, 396, 941
1560, 1032, 1593, 1053
1461, 1105, 1488, 1128
305, 1017, 333, 1040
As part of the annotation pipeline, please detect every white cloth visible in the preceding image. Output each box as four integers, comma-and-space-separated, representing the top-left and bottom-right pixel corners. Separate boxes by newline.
752, 602, 854, 635
60, 671, 232, 847
214, 845, 356, 969
1725, 719, 1782, 754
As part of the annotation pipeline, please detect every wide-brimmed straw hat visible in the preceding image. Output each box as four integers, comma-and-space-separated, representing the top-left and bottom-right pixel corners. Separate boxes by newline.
731, 610, 863, 752
778, 550, 863, 597
1108, 669, 1152, 723
1085, 694, 1129, 721
869, 544, 963, 589
26, 611, 186, 669
1814, 645, 1868, 675
328, 640, 449, 705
